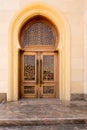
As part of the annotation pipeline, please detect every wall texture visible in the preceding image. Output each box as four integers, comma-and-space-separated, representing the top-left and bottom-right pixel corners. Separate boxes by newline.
0, 0, 86, 101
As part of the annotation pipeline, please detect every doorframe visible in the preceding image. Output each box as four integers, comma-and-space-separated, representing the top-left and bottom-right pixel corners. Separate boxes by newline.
21, 51, 58, 98
8, 2, 71, 101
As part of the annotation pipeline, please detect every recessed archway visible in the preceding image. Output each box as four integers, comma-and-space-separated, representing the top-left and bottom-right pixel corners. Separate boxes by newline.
8, 2, 70, 101
20, 15, 59, 98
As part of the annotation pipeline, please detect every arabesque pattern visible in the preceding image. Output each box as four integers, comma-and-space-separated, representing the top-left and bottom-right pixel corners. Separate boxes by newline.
22, 22, 55, 47
24, 55, 35, 80
43, 55, 54, 80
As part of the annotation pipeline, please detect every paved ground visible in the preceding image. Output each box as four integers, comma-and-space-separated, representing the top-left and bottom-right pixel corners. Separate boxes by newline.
0, 124, 87, 130
0, 99, 87, 129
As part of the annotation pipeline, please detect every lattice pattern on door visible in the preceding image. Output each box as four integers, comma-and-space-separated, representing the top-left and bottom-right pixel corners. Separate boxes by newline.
21, 22, 55, 48
43, 86, 54, 94
43, 55, 54, 80
24, 86, 35, 94
24, 55, 35, 80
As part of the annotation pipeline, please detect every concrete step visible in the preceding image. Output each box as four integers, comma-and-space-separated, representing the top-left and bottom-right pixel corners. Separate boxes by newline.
0, 99, 87, 126
0, 117, 87, 126
0, 124, 87, 130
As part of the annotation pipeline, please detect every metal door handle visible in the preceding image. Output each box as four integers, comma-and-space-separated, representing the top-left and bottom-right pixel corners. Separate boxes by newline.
36, 59, 38, 84
40, 59, 42, 85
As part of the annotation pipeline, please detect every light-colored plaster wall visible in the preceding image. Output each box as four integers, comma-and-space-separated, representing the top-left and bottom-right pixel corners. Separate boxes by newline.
0, 0, 85, 96
84, 1, 87, 95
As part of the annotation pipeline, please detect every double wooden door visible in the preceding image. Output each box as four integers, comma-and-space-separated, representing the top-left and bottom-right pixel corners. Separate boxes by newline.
21, 52, 58, 98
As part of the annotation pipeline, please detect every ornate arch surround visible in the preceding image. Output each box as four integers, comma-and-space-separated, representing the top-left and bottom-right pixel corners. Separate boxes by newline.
8, 2, 70, 101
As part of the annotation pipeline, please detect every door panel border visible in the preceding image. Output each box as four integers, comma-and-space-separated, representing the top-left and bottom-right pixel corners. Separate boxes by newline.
21, 51, 58, 98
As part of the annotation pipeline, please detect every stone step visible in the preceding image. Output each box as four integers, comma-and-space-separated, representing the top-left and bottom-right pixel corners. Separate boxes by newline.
0, 117, 87, 126
0, 99, 87, 127
0, 124, 87, 130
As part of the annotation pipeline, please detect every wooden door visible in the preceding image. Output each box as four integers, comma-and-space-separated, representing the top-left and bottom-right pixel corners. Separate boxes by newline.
21, 52, 58, 98
40, 52, 58, 98
21, 52, 38, 98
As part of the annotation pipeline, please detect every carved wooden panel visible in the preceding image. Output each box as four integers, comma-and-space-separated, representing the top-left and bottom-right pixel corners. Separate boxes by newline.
43, 86, 54, 94
43, 55, 54, 81
24, 86, 35, 94
20, 18, 56, 48
24, 55, 35, 80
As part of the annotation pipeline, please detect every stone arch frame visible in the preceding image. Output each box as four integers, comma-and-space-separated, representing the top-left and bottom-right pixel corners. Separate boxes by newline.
8, 2, 70, 101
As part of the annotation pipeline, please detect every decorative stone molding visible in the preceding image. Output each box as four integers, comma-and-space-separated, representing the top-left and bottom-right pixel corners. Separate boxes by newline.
8, 2, 70, 101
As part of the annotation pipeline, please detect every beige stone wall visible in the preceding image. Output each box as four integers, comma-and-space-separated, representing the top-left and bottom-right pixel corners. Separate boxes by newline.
84, 1, 87, 95
0, 0, 85, 98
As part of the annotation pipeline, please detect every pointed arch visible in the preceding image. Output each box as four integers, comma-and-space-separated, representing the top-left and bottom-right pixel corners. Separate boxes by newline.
8, 2, 70, 101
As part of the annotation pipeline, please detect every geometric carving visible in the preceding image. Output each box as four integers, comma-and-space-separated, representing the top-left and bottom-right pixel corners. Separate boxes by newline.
21, 22, 55, 48
24, 55, 35, 80
24, 86, 35, 94
43, 55, 54, 80
43, 86, 54, 94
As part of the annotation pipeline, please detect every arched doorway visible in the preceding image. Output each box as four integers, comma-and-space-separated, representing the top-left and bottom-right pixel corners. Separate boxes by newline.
19, 16, 59, 98
8, 2, 70, 101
